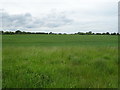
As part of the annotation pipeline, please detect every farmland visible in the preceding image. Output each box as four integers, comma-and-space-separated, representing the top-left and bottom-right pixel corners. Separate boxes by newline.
2, 35, 118, 88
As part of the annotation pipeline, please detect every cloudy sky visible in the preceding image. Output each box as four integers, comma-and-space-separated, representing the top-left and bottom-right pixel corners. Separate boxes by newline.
0, 0, 119, 33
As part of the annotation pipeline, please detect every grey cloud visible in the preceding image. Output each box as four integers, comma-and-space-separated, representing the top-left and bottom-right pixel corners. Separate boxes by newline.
1, 12, 33, 28
1, 12, 73, 30
40, 13, 73, 28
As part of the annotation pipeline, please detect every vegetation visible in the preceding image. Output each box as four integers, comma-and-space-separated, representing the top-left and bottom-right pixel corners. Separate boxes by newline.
2, 34, 118, 88
1, 30, 119, 35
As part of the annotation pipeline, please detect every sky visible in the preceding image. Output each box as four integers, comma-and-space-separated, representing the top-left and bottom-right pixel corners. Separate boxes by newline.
0, 0, 119, 33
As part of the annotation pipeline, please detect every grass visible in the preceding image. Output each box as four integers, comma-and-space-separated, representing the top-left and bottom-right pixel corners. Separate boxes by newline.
2, 35, 118, 88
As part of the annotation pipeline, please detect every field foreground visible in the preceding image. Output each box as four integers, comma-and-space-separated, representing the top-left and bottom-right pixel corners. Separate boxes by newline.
2, 35, 118, 88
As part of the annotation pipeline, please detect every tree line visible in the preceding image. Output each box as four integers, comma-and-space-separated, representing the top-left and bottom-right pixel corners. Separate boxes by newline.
0, 30, 119, 35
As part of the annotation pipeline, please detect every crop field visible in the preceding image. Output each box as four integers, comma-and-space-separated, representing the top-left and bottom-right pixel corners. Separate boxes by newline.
2, 35, 118, 88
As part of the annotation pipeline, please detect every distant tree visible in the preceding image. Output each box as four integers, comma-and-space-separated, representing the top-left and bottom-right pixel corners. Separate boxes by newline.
63, 33, 67, 35
58, 33, 62, 35
117, 33, 119, 35
78, 32, 82, 35
111, 32, 116, 35
85, 31, 92, 35
22, 31, 26, 34
77, 32, 85, 35
4, 31, 10, 34
15, 30, 22, 34
102, 33, 106, 35
49, 32, 53, 34
106, 32, 110, 35
26, 32, 31, 34
88, 31, 92, 35
96, 33, 101, 35
0, 31, 3, 34
36, 32, 48, 34
77, 32, 81, 35
2, 30, 116, 35
9, 31, 14, 35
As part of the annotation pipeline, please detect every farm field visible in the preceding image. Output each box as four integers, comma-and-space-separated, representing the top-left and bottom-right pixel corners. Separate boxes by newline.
2, 35, 118, 88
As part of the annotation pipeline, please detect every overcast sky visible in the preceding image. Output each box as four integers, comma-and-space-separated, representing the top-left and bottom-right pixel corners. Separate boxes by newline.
0, 0, 119, 33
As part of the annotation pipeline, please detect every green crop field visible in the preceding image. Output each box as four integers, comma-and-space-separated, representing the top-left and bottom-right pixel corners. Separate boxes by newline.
2, 35, 118, 88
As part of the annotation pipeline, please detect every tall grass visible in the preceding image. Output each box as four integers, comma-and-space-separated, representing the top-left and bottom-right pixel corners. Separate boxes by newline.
2, 35, 118, 88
